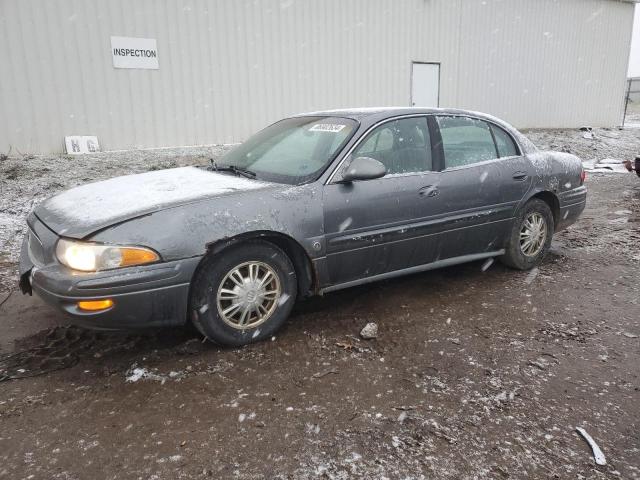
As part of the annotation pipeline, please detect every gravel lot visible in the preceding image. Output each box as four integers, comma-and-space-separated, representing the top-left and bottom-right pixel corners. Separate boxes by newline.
0, 128, 639, 479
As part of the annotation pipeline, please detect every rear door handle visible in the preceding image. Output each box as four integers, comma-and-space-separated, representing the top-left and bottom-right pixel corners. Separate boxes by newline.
419, 185, 439, 197
512, 171, 528, 181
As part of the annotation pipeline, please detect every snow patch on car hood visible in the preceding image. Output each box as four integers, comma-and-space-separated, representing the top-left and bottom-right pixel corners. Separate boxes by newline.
35, 167, 271, 237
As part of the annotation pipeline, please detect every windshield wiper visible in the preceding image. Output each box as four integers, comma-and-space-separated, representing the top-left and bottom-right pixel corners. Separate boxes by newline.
209, 159, 257, 179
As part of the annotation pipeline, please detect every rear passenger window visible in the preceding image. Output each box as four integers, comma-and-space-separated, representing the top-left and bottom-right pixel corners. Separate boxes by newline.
353, 117, 432, 174
491, 125, 519, 158
437, 116, 498, 168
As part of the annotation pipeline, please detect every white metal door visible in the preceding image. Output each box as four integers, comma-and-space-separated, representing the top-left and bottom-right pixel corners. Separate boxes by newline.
411, 63, 440, 107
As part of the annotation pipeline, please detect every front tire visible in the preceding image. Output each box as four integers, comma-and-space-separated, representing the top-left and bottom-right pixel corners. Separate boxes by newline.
500, 199, 554, 270
189, 241, 297, 346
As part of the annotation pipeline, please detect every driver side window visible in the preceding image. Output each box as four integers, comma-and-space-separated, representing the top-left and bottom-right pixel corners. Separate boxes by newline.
352, 117, 432, 174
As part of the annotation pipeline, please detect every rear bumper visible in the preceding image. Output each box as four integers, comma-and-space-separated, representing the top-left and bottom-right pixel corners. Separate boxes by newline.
19, 234, 201, 330
557, 185, 587, 231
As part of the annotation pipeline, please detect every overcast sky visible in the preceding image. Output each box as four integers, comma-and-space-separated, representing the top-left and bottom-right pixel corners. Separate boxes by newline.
630, 6, 640, 77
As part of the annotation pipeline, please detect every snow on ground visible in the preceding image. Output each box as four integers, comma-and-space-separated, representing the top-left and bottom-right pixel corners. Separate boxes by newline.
523, 126, 640, 168
1, 127, 640, 293
0, 145, 231, 292
624, 108, 640, 128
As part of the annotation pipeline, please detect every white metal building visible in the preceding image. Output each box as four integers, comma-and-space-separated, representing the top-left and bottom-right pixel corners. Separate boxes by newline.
0, 0, 637, 154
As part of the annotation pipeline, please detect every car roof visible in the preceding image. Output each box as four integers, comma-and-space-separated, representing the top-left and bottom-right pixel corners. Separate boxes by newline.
294, 107, 538, 154
297, 107, 494, 121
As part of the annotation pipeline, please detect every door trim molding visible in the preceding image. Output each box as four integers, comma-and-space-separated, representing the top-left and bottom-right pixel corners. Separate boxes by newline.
320, 250, 505, 294
325, 205, 513, 253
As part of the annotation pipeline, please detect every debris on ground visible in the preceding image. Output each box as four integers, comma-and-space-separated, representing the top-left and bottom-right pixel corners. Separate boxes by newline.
481, 258, 494, 272
581, 127, 595, 140
335, 340, 355, 350
311, 367, 339, 379
524, 267, 539, 285
359, 322, 378, 339
576, 427, 607, 466
584, 158, 629, 174
125, 363, 185, 385
125, 365, 168, 384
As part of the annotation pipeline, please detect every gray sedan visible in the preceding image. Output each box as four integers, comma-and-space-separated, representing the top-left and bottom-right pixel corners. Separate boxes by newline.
19, 108, 587, 346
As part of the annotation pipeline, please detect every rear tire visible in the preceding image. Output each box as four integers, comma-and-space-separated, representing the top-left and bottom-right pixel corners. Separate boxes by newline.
500, 198, 554, 270
189, 240, 297, 346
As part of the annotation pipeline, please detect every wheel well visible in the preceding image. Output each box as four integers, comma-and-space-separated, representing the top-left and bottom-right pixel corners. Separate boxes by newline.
531, 191, 560, 229
205, 231, 316, 297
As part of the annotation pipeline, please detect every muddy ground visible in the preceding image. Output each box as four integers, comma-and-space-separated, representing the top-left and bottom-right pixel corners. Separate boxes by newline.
0, 131, 639, 479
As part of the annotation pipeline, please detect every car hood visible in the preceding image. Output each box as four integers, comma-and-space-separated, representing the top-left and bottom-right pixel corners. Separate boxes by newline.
34, 166, 275, 238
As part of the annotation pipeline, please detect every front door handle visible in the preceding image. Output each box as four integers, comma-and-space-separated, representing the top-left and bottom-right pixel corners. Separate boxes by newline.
512, 171, 528, 181
419, 185, 439, 198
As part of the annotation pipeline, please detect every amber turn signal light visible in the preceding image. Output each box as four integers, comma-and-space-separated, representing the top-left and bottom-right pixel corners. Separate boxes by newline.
119, 248, 159, 267
77, 299, 114, 311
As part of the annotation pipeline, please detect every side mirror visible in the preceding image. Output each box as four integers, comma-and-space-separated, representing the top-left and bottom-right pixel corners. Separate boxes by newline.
340, 157, 387, 183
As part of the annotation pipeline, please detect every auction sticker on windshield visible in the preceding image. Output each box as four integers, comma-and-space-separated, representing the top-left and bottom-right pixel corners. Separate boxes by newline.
309, 124, 347, 133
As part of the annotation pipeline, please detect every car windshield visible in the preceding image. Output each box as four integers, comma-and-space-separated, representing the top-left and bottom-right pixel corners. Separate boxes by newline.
215, 116, 358, 184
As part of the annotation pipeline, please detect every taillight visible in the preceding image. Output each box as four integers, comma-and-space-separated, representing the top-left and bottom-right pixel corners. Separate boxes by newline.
580, 168, 586, 185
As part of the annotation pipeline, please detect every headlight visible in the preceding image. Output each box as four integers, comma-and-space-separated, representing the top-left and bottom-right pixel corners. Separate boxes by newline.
55, 239, 160, 272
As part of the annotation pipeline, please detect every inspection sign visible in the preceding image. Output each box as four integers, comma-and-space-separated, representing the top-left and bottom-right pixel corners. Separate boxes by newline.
111, 36, 158, 69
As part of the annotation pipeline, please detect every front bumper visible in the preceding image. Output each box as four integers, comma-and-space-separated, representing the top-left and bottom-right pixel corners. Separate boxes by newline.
19, 221, 201, 330
30, 279, 192, 330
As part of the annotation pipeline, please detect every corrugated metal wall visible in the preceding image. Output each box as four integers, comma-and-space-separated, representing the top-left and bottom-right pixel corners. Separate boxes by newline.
0, 0, 635, 154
